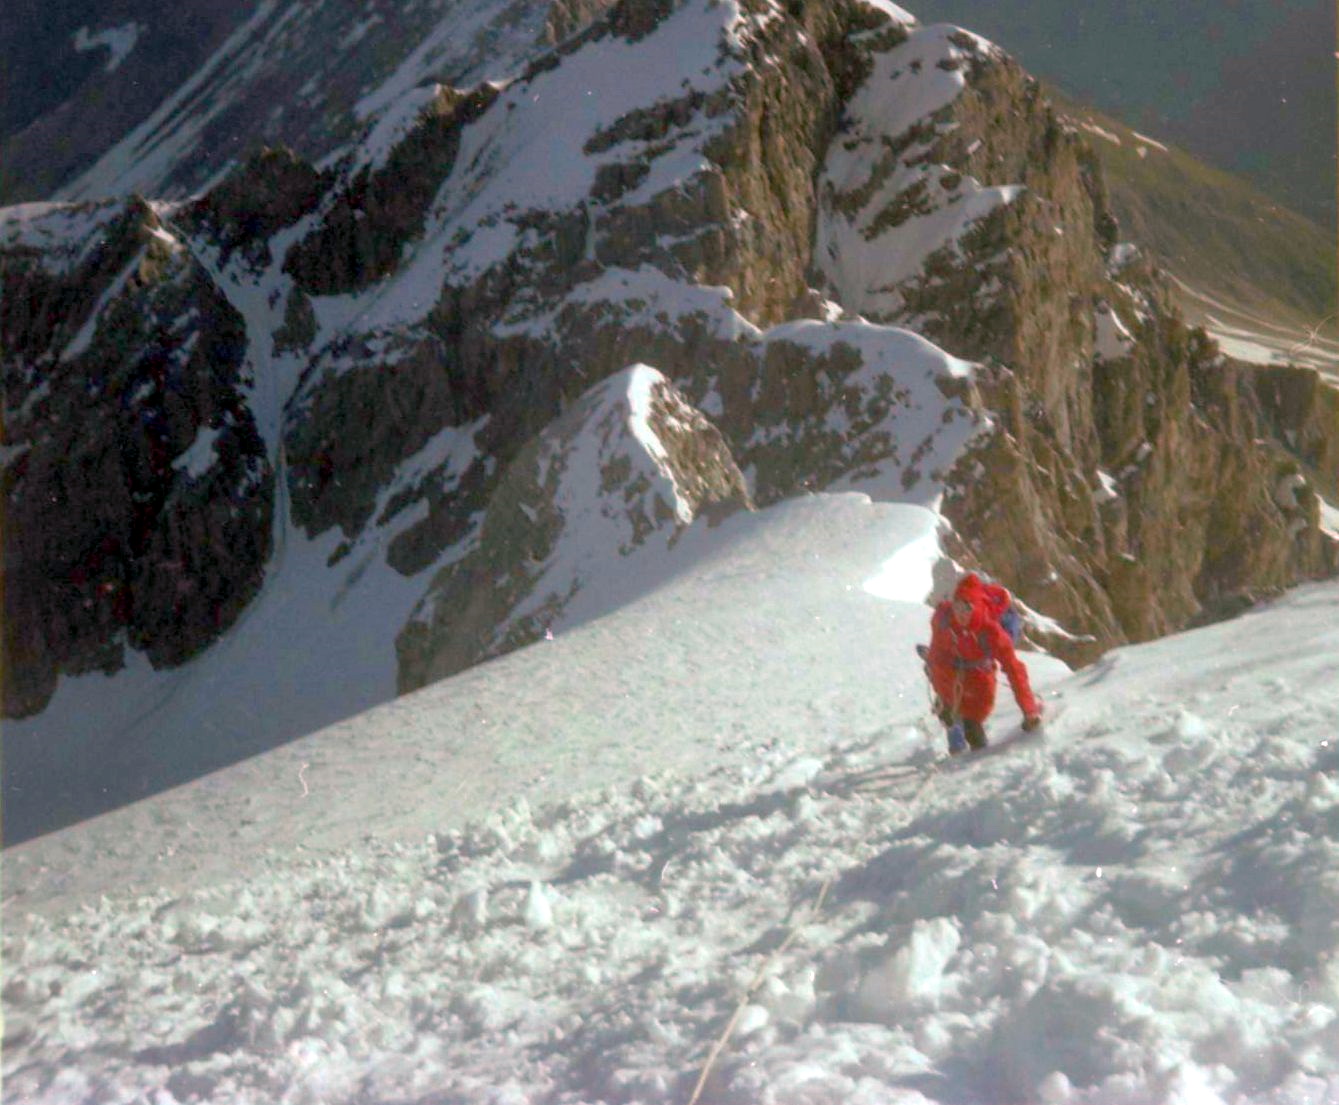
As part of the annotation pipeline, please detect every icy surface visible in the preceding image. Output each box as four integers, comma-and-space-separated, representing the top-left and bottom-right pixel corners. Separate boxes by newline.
8, 490, 1339, 1104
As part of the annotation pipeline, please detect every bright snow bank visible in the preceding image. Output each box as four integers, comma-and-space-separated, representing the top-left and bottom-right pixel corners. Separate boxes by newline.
9, 493, 1339, 1103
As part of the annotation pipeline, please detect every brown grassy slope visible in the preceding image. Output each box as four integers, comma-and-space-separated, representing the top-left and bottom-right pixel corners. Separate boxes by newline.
1046, 86, 1336, 340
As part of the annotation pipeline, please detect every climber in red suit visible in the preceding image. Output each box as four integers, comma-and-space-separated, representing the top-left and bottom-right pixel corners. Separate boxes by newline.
926, 573, 1042, 753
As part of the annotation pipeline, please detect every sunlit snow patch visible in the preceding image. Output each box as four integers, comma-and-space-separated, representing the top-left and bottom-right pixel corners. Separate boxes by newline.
862, 505, 943, 603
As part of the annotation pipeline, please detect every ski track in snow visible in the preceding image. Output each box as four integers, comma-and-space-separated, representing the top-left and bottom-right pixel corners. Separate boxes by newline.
7, 493, 1339, 1105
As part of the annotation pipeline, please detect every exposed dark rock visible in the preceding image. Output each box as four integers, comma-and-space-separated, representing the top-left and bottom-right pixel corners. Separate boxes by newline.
2, 200, 272, 717
284, 85, 499, 295
183, 147, 326, 269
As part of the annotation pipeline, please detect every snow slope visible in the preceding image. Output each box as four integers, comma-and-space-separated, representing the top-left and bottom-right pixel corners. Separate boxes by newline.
8, 492, 1339, 1104
1170, 277, 1339, 382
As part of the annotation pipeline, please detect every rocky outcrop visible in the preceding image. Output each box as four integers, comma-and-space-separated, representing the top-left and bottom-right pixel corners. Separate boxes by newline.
542, 0, 621, 45
183, 147, 326, 269
809, 20, 1337, 661
396, 365, 752, 688
1, 199, 272, 716
1251, 364, 1339, 502
280, 0, 901, 562
284, 86, 500, 295
278, 0, 1338, 680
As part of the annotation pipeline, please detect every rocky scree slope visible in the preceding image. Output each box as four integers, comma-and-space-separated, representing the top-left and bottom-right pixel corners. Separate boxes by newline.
3, 0, 1337, 724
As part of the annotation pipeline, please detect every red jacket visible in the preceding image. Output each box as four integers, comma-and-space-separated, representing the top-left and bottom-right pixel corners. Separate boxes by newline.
927, 575, 1039, 723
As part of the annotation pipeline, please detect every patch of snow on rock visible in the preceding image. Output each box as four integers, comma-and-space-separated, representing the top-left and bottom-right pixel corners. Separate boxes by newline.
72, 22, 146, 73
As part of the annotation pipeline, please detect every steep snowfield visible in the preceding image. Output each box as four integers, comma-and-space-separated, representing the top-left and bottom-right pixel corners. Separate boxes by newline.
8, 492, 1339, 1105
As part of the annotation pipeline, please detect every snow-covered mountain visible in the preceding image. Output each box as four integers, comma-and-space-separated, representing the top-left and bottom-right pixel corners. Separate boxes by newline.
0, 0, 612, 208
7, 491, 1339, 1104
4, 0, 1338, 854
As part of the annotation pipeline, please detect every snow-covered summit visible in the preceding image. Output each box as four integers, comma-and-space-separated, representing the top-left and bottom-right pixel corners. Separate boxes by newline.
816, 21, 1022, 321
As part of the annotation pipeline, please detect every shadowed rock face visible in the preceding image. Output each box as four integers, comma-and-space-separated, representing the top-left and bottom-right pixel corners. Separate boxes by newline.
2, 198, 273, 717
283, 87, 501, 297
184, 147, 327, 271
3, 0, 1337, 722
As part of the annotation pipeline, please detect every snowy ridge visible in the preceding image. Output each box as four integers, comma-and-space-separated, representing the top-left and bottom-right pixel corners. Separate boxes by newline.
8, 491, 1339, 1103
337, 0, 749, 336
507, 364, 717, 620
400, 364, 752, 683
520, 264, 985, 505
345, 82, 450, 178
